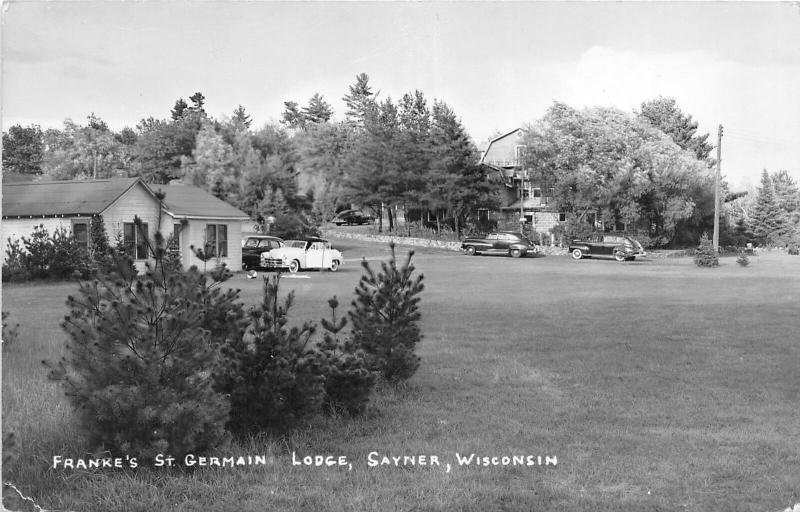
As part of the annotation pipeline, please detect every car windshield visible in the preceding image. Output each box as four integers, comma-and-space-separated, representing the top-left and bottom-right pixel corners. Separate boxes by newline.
286, 240, 308, 249
244, 239, 259, 248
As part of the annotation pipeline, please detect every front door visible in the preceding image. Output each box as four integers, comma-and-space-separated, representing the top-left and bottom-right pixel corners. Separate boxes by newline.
306, 242, 325, 268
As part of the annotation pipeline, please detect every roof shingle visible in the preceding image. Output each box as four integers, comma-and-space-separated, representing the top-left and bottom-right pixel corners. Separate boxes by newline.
155, 184, 250, 219
1, 178, 140, 217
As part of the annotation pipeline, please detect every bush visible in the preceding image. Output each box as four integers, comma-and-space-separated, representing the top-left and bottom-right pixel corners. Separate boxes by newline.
1, 224, 91, 281
45, 240, 231, 460
317, 297, 375, 416
789, 243, 799, 256
2, 238, 29, 282
694, 233, 719, 267
349, 243, 425, 382
270, 211, 320, 240
49, 226, 91, 279
736, 252, 750, 267
20, 225, 53, 279
214, 275, 326, 435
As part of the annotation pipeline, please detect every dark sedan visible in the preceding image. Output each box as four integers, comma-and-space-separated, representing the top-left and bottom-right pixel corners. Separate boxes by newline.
241, 235, 284, 270
331, 209, 374, 226
461, 231, 540, 258
569, 235, 646, 262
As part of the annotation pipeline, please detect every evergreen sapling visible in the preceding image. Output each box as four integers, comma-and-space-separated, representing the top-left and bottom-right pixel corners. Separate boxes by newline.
694, 232, 719, 267
317, 296, 375, 416
214, 275, 325, 435
45, 229, 231, 460
349, 243, 425, 382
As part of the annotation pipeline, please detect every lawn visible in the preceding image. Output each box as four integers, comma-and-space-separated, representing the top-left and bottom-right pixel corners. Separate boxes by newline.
2, 242, 799, 512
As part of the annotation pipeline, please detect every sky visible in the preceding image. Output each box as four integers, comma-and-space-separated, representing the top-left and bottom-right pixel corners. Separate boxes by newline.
2, 1, 799, 189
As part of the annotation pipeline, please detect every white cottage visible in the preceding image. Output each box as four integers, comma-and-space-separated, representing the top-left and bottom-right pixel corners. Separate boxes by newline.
2, 178, 251, 272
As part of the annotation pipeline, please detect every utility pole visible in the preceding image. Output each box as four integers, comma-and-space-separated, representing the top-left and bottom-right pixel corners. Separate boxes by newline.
519, 169, 528, 235
713, 124, 723, 252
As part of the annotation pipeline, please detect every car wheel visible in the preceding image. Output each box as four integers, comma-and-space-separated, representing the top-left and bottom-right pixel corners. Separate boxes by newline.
242, 262, 249, 271
614, 251, 626, 262
288, 260, 300, 273
329, 260, 340, 272
465, 246, 476, 256
510, 248, 522, 258
571, 249, 583, 260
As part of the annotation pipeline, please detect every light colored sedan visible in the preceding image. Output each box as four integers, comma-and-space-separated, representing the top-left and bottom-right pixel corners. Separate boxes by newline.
261, 238, 343, 273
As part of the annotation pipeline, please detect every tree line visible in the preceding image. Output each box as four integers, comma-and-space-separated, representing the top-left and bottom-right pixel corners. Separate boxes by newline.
3, 77, 798, 247
2, 74, 498, 238
521, 97, 798, 247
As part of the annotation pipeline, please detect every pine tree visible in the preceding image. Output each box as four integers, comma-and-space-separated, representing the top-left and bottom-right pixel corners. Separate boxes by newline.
751, 170, 789, 246
232, 104, 252, 129
303, 93, 334, 124
214, 275, 326, 434
317, 296, 375, 415
342, 73, 378, 129
46, 232, 232, 459
281, 101, 305, 129
349, 243, 425, 382
694, 232, 719, 267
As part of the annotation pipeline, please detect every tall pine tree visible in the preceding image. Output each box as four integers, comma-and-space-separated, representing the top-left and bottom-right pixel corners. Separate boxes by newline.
342, 73, 378, 129
751, 170, 789, 245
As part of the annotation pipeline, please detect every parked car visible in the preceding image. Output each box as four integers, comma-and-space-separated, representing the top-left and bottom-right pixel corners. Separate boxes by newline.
241, 235, 284, 270
461, 231, 540, 258
569, 235, 646, 261
262, 238, 344, 273
331, 209, 373, 226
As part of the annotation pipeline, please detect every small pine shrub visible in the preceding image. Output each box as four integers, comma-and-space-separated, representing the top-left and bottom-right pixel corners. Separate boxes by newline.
45, 236, 231, 460
2, 238, 29, 282
49, 226, 90, 279
21, 225, 53, 279
214, 275, 326, 435
317, 297, 375, 416
736, 252, 750, 267
349, 243, 425, 382
694, 233, 719, 267
88, 214, 117, 274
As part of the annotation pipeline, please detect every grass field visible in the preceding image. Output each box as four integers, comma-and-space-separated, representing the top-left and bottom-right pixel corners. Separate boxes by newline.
2, 241, 799, 512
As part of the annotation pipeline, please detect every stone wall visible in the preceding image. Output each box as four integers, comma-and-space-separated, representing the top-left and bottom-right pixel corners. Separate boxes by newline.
322, 229, 569, 256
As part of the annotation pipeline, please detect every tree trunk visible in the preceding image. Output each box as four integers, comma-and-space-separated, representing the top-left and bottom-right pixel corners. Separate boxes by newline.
403, 201, 409, 237
388, 207, 394, 231
378, 202, 384, 233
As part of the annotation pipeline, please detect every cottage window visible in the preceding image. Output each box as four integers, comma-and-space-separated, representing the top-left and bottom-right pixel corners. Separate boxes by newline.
205, 224, 228, 258
532, 188, 542, 198
72, 221, 89, 251
123, 222, 149, 260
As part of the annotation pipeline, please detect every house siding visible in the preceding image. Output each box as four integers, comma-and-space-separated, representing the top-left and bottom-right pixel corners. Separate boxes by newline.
482, 130, 525, 168
179, 218, 243, 272
101, 183, 161, 271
